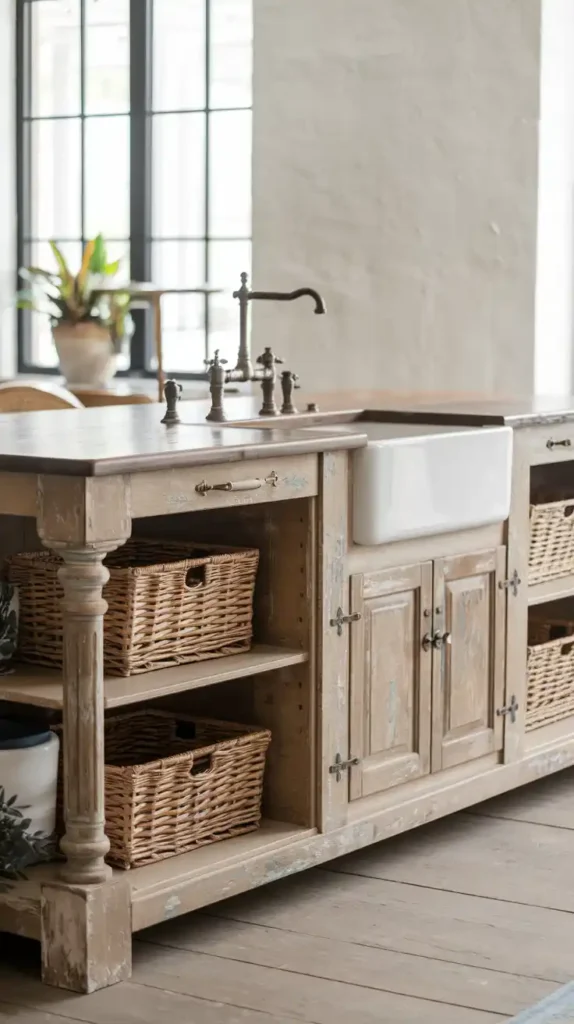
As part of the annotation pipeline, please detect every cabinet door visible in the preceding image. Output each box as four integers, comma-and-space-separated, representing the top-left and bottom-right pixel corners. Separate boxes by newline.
349, 562, 433, 800
432, 548, 506, 772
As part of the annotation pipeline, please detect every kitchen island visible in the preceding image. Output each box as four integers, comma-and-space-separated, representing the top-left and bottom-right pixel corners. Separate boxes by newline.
1, 393, 574, 994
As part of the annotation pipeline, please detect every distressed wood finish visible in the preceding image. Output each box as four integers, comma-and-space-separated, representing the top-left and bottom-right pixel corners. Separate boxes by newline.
53, 545, 118, 884
128, 453, 318, 517
37, 476, 131, 888
504, 434, 530, 762
41, 880, 131, 993
317, 451, 350, 831
0, 645, 309, 711
519, 422, 574, 466
8, 392, 574, 997
349, 563, 432, 799
0, 473, 38, 516
432, 548, 506, 771
0, 403, 365, 477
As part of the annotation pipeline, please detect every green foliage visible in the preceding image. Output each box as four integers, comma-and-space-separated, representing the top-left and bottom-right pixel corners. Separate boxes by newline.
0, 786, 56, 893
0, 584, 17, 662
16, 234, 132, 351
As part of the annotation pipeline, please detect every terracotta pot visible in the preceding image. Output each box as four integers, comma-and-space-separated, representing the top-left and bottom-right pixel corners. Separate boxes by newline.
52, 322, 117, 388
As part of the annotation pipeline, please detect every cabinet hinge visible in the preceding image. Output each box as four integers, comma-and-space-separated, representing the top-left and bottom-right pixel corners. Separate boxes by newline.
330, 607, 361, 636
329, 753, 360, 782
498, 570, 521, 597
497, 695, 519, 724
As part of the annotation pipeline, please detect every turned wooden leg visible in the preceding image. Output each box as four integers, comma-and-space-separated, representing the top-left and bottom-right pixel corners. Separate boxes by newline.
37, 477, 132, 991
55, 544, 115, 886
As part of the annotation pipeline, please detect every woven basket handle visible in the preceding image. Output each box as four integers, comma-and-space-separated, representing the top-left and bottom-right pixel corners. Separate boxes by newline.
189, 752, 215, 777
561, 641, 574, 656
185, 565, 207, 590
564, 505, 574, 519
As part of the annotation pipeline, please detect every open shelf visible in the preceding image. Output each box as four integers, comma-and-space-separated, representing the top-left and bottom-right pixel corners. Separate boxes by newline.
0, 819, 316, 940
0, 645, 309, 711
528, 575, 574, 606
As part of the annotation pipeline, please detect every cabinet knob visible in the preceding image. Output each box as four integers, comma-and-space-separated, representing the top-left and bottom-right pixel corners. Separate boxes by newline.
432, 630, 452, 649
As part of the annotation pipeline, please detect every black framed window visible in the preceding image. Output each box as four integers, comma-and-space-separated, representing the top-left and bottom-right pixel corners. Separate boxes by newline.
16, 0, 252, 377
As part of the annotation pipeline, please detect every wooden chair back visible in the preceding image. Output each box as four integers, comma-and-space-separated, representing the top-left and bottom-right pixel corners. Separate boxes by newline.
0, 382, 84, 413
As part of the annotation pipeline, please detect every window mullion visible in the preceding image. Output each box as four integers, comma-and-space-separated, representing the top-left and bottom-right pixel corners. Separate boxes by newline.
129, 0, 152, 373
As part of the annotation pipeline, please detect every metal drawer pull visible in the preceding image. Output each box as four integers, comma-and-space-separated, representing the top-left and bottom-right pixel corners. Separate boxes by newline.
195, 471, 279, 496
546, 439, 572, 450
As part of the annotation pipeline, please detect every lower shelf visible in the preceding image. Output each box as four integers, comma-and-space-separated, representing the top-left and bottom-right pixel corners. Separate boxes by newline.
528, 574, 574, 605
0, 645, 309, 711
0, 820, 316, 940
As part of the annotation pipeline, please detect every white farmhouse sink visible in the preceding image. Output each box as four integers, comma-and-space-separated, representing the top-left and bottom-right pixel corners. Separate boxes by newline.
305, 422, 513, 545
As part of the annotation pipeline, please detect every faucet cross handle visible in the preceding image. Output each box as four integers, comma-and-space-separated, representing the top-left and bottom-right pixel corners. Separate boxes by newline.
205, 348, 228, 369
256, 346, 284, 372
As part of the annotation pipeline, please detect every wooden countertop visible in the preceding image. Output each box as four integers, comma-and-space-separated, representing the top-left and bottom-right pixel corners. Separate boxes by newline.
0, 402, 366, 476
118, 390, 574, 430
348, 394, 574, 429
195, 390, 574, 431
2, 388, 571, 477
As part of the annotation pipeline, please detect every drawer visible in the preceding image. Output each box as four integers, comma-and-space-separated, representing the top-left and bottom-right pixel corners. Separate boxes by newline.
130, 453, 319, 517
525, 424, 574, 466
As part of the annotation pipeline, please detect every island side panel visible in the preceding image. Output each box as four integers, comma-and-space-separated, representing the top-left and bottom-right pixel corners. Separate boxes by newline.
318, 450, 351, 831
504, 431, 530, 763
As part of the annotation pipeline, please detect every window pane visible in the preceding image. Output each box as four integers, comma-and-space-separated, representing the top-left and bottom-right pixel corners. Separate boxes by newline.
152, 114, 205, 238
151, 240, 205, 289
31, 0, 81, 117
24, 241, 83, 368
84, 116, 130, 238
208, 240, 251, 363
30, 119, 82, 239
152, 0, 205, 112
209, 111, 251, 237
159, 295, 206, 373
211, 0, 252, 109
151, 242, 206, 372
84, 0, 130, 115
103, 240, 130, 282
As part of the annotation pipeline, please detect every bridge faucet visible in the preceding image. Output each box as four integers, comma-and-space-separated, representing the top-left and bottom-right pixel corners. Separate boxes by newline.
161, 272, 326, 425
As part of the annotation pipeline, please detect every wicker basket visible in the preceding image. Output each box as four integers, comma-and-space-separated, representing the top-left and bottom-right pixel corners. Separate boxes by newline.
55, 710, 271, 869
529, 499, 574, 584
527, 613, 574, 730
7, 539, 259, 676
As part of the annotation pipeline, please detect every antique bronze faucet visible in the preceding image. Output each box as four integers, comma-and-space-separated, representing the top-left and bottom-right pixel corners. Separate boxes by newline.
161, 271, 326, 424
205, 272, 325, 422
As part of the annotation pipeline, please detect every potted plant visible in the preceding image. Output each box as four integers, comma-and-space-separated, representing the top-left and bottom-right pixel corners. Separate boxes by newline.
0, 787, 56, 892
16, 235, 132, 388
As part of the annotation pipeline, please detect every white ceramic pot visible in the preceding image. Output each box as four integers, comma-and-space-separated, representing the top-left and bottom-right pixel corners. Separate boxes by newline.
0, 724, 60, 860
52, 321, 117, 388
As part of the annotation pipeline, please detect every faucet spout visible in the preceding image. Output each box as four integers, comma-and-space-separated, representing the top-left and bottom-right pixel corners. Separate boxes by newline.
248, 286, 327, 315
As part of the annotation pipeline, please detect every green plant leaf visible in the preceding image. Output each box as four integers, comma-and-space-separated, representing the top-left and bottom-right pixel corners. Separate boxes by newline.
89, 234, 107, 275
104, 259, 120, 276
49, 241, 71, 280
77, 239, 96, 295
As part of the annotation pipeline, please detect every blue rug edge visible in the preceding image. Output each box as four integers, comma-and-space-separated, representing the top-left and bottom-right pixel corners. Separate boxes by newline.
507, 981, 574, 1022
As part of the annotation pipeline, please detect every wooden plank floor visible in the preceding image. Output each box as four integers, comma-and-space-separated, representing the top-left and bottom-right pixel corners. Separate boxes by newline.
1, 769, 574, 1023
